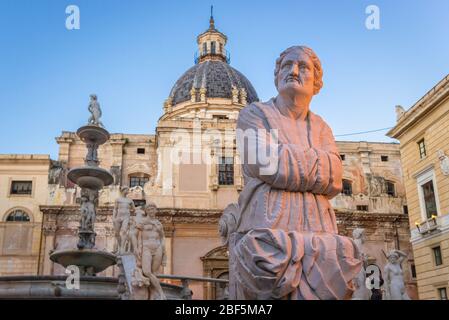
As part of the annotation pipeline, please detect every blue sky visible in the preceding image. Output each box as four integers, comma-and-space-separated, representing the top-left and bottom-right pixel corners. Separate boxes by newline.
1, 0, 448, 159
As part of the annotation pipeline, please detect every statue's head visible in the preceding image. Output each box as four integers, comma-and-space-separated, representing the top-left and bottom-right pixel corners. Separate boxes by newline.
387, 251, 399, 264
135, 206, 145, 216
274, 46, 323, 100
80, 195, 88, 203
352, 228, 366, 241
90, 94, 97, 101
120, 186, 129, 196
144, 201, 157, 218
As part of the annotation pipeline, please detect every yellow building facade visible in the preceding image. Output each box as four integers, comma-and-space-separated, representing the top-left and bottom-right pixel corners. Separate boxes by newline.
387, 74, 449, 300
0, 154, 50, 275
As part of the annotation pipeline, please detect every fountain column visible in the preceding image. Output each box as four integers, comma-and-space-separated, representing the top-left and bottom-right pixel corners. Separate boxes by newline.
50, 95, 116, 276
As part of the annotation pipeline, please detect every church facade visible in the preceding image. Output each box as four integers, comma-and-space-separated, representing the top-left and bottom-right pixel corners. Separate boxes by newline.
0, 17, 417, 299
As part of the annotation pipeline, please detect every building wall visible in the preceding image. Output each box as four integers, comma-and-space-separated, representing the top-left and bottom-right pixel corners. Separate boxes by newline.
331, 141, 406, 214
0, 155, 50, 275
0, 134, 415, 299
387, 75, 449, 300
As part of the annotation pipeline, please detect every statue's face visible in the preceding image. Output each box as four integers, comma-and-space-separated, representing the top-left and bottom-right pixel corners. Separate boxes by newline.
145, 206, 156, 218
277, 49, 315, 100
388, 254, 398, 264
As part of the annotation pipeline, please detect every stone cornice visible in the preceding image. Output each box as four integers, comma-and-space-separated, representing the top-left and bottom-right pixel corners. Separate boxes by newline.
387, 74, 449, 139
0, 155, 51, 166
40, 205, 222, 225
40, 205, 409, 227
158, 99, 244, 122
335, 210, 410, 224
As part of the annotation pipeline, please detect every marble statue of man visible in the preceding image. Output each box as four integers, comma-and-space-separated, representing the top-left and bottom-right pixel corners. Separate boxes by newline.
113, 186, 135, 254
130, 202, 166, 300
88, 94, 104, 127
384, 250, 410, 300
224, 46, 361, 300
351, 228, 371, 300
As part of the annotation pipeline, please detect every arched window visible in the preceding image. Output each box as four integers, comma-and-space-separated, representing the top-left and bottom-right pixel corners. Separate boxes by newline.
203, 42, 207, 55
210, 41, 216, 54
6, 209, 31, 222
386, 181, 395, 197
342, 179, 352, 196
215, 272, 229, 300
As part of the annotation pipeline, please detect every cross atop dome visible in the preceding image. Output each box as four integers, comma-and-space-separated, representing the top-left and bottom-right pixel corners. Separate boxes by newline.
209, 5, 215, 30
195, 7, 230, 64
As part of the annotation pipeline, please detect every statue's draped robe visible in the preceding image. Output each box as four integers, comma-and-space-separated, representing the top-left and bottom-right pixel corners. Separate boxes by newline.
229, 100, 361, 300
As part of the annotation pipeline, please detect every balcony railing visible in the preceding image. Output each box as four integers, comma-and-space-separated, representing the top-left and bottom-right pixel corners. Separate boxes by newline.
157, 274, 229, 300
416, 217, 439, 235
194, 49, 231, 64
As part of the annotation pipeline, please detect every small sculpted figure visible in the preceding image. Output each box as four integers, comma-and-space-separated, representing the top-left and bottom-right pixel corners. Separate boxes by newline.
384, 250, 410, 300
88, 94, 104, 127
351, 228, 371, 300
80, 194, 95, 230
438, 150, 449, 176
113, 187, 135, 254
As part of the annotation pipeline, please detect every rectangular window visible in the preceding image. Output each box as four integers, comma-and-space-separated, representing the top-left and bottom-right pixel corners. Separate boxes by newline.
133, 199, 146, 208
418, 139, 426, 159
213, 115, 228, 120
356, 205, 369, 212
438, 288, 448, 300
422, 180, 438, 219
433, 246, 443, 266
410, 263, 416, 279
342, 180, 352, 196
137, 148, 145, 154
403, 205, 408, 215
381, 155, 389, 162
386, 181, 395, 197
219, 157, 234, 185
129, 176, 149, 188
10, 181, 32, 195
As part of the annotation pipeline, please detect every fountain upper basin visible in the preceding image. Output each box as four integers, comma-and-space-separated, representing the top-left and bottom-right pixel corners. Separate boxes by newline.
67, 166, 113, 189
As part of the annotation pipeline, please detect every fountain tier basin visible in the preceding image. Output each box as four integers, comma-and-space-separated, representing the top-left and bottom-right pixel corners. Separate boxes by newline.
0, 276, 186, 299
77, 125, 110, 144
50, 249, 117, 275
67, 166, 113, 189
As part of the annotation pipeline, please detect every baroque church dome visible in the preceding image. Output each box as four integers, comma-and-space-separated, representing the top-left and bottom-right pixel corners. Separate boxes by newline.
164, 14, 259, 110
169, 60, 259, 106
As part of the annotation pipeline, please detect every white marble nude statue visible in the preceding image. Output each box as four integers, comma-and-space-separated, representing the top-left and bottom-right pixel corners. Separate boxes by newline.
113, 186, 135, 254
384, 250, 410, 300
